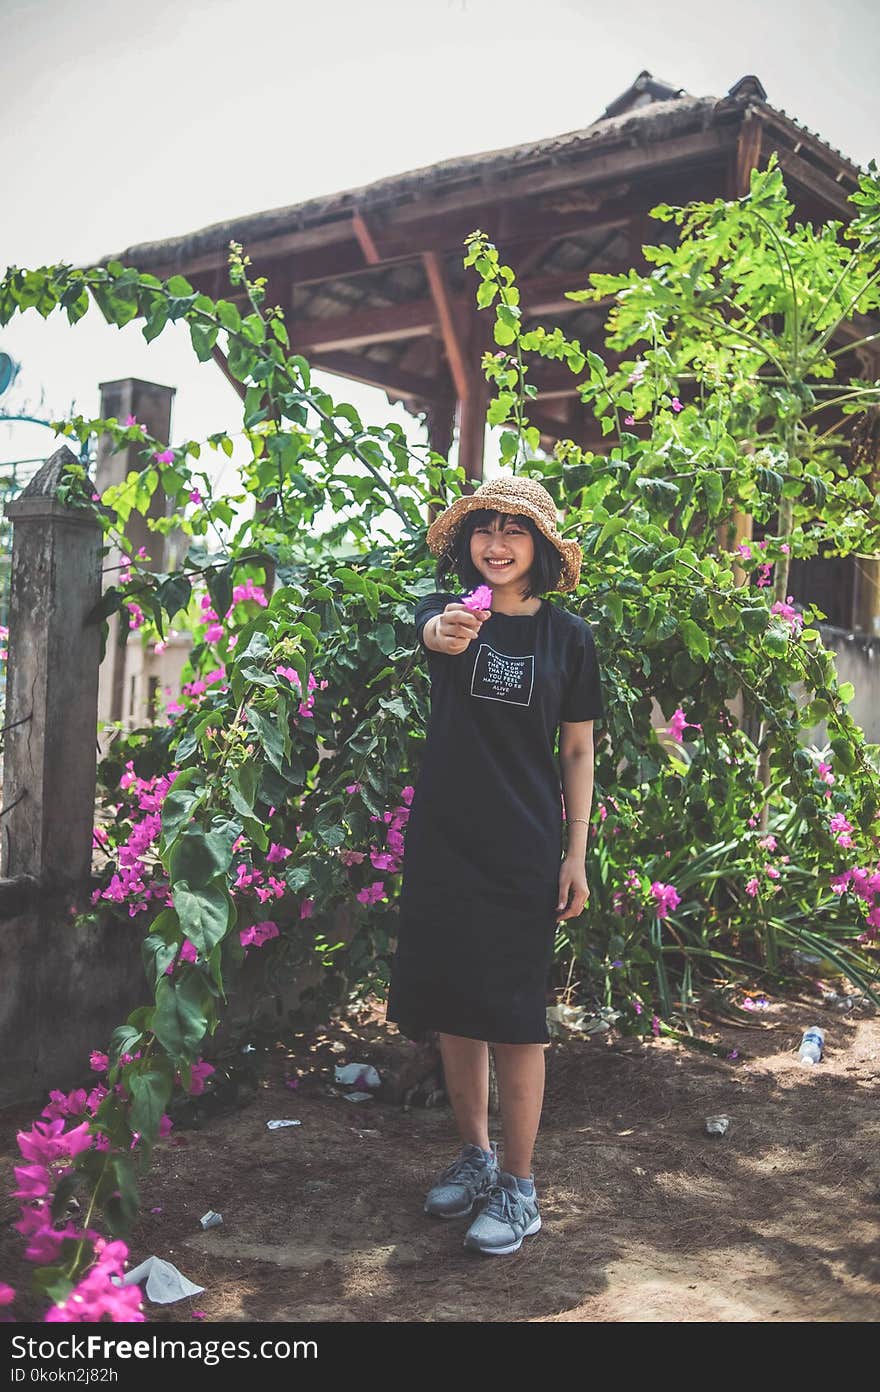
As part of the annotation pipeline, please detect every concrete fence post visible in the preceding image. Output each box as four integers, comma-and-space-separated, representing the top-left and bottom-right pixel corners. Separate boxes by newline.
2, 446, 102, 886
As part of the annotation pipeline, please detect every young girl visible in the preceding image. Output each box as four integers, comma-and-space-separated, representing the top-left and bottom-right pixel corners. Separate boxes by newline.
386, 475, 604, 1256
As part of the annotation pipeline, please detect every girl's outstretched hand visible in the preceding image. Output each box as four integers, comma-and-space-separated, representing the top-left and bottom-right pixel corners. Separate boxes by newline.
557, 857, 589, 920
434, 603, 491, 655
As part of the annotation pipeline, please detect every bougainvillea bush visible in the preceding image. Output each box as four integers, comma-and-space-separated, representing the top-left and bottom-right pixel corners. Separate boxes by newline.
2, 158, 880, 1316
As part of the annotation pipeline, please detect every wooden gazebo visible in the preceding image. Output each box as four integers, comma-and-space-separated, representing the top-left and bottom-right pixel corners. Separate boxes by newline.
114, 72, 865, 476
111, 72, 877, 637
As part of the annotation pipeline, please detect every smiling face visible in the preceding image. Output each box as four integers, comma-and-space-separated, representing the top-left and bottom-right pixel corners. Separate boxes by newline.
468, 513, 535, 597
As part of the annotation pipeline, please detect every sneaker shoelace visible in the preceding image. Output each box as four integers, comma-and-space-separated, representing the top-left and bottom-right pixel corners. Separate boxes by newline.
480, 1180, 530, 1226
437, 1151, 494, 1186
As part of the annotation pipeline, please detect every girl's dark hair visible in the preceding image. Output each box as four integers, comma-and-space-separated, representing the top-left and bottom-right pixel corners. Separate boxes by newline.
435, 508, 564, 599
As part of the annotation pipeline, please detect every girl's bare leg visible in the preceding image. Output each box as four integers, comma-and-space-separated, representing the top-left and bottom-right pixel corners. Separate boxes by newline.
491, 1042, 546, 1178
437, 1033, 491, 1151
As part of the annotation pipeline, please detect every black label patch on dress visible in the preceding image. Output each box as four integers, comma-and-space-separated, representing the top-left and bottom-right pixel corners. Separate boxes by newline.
470, 643, 535, 706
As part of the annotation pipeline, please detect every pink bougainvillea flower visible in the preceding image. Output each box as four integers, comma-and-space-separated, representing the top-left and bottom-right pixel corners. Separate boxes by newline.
230, 579, 268, 610
667, 706, 702, 743
671, 397, 683, 412
649, 881, 681, 918
771, 598, 803, 635
356, 881, 386, 906
651, 1014, 661, 1037
153, 449, 175, 465
829, 812, 854, 848
12, 1164, 51, 1200
0, 1284, 14, 1306
461, 584, 493, 612
189, 488, 203, 505
745, 876, 760, 897
632, 999, 643, 1016
204, 623, 224, 644
817, 761, 835, 786
239, 920, 280, 949
188, 1060, 216, 1096
266, 843, 292, 864
89, 1051, 109, 1073
623, 414, 636, 426
124, 414, 138, 427
780, 542, 790, 554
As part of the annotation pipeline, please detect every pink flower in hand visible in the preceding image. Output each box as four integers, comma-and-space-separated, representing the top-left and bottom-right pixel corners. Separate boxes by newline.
462, 584, 493, 613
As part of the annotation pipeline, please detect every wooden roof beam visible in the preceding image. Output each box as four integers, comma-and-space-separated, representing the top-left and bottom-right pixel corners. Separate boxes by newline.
422, 250, 470, 401
290, 274, 614, 352
307, 351, 437, 402
352, 210, 382, 264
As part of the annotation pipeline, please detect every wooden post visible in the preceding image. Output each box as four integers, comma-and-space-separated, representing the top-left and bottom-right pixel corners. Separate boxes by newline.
455, 313, 490, 486
425, 386, 456, 529
2, 447, 103, 888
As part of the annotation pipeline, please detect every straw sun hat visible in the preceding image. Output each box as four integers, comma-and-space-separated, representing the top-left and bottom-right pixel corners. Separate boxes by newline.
425, 475, 583, 594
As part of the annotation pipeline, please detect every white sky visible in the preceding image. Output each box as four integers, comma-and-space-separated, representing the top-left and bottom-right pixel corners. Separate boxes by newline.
1, 0, 878, 504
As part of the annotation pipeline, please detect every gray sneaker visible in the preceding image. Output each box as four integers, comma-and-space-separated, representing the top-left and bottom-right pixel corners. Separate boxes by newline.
424, 1141, 500, 1219
463, 1171, 541, 1254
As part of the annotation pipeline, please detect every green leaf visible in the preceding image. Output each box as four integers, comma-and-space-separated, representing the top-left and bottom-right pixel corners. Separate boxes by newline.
166, 274, 194, 296
170, 823, 237, 887
172, 879, 232, 955
830, 735, 856, 771
216, 300, 242, 333
207, 562, 234, 621
190, 320, 219, 362
764, 623, 791, 657
679, 619, 710, 662
247, 707, 285, 772
106, 1155, 140, 1232
156, 574, 192, 621
109, 1024, 143, 1067
161, 786, 201, 853
229, 762, 258, 818
129, 1065, 173, 1143
152, 975, 209, 1063
741, 605, 770, 634
703, 472, 724, 518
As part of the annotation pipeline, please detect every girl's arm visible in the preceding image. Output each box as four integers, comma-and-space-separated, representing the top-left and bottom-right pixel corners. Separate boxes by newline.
557, 722, 596, 918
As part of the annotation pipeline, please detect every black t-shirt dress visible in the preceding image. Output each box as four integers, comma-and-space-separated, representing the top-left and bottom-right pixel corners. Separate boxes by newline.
385, 589, 604, 1045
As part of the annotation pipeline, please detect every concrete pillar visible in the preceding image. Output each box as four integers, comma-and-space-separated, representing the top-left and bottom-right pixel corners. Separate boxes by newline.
2, 446, 103, 887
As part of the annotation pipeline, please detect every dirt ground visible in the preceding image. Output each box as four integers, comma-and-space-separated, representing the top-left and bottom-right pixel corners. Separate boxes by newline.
2, 986, 879, 1324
